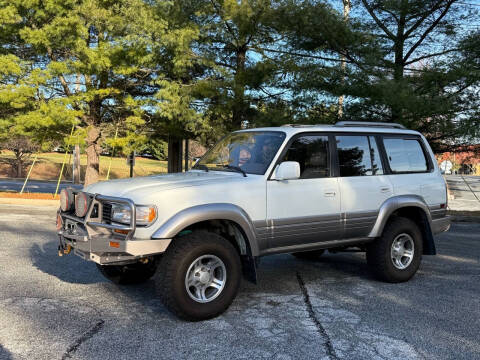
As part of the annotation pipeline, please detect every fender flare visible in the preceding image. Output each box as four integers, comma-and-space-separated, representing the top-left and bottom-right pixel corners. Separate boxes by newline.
151, 203, 259, 256
369, 195, 433, 238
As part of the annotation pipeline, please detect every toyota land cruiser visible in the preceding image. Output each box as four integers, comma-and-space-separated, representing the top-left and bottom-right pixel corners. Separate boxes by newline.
56, 121, 450, 320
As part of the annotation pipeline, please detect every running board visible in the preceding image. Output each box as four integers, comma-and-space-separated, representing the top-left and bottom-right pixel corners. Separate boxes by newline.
260, 237, 374, 256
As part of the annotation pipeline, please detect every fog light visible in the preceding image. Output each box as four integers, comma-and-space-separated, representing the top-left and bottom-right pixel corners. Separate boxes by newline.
60, 188, 74, 212
75, 192, 89, 217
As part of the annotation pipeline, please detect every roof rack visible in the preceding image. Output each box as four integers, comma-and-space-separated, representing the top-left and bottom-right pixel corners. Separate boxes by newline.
280, 124, 322, 128
335, 121, 406, 129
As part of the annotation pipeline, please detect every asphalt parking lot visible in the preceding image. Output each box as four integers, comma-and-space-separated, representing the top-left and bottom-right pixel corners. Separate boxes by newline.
0, 205, 479, 360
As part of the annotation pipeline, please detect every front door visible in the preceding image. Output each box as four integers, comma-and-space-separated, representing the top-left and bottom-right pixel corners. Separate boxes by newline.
266, 134, 341, 249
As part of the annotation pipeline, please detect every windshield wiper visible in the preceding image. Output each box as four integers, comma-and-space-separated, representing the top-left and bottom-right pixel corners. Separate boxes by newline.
221, 165, 247, 177
194, 164, 209, 172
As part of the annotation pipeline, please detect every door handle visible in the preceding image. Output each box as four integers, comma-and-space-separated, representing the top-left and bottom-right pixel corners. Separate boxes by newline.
380, 187, 391, 193
324, 190, 336, 197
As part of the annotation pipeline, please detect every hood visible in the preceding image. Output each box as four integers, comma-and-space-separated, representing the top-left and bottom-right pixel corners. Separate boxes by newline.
83, 170, 241, 197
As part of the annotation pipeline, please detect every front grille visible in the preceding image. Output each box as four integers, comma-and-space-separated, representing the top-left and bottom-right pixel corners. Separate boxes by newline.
102, 203, 113, 224
91, 204, 99, 218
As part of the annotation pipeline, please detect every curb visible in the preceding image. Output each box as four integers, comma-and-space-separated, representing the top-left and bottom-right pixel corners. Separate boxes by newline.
0, 198, 59, 207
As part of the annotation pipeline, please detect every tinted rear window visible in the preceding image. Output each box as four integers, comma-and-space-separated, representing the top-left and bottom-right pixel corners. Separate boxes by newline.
336, 135, 384, 176
383, 138, 428, 173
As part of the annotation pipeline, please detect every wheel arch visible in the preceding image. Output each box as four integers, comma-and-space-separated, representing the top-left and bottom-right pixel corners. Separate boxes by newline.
369, 195, 436, 255
151, 204, 259, 282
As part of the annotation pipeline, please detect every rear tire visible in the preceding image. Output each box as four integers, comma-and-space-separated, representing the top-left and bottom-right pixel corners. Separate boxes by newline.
291, 249, 325, 260
96, 258, 159, 285
155, 230, 241, 321
366, 217, 422, 283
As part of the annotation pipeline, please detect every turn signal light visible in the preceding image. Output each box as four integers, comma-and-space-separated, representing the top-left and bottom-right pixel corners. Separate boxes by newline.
114, 229, 129, 235
109, 241, 120, 248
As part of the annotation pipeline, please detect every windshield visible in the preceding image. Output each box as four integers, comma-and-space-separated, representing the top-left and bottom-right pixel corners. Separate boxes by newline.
195, 131, 286, 175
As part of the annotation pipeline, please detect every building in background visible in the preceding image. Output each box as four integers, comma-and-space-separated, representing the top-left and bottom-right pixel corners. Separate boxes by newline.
437, 145, 480, 175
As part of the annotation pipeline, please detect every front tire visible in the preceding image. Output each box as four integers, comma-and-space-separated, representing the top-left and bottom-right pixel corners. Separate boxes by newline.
155, 230, 241, 321
96, 258, 159, 285
366, 217, 423, 283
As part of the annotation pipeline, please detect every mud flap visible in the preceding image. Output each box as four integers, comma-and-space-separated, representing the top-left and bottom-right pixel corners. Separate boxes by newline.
241, 254, 257, 284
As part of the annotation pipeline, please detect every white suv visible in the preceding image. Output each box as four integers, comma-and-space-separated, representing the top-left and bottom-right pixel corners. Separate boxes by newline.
57, 121, 450, 320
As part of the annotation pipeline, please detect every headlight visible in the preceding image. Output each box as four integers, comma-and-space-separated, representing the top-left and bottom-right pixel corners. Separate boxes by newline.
111, 204, 157, 226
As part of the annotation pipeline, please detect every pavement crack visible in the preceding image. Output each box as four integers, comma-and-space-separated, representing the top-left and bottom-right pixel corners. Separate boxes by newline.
296, 272, 338, 360
61, 319, 104, 359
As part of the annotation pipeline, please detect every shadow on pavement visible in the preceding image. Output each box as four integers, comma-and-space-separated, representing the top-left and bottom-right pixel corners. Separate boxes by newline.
29, 241, 102, 285
0, 344, 13, 360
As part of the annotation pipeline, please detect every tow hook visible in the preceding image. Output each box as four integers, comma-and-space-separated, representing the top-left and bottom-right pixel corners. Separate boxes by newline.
58, 234, 72, 257
58, 244, 72, 256
139, 257, 150, 264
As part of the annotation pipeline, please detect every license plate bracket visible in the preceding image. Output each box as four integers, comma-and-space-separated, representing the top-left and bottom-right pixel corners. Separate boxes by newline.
65, 219, 78, 234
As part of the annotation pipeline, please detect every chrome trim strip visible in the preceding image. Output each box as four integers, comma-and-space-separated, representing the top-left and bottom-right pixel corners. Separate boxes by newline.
272, 214, 340, 227
345, 210, 378, 219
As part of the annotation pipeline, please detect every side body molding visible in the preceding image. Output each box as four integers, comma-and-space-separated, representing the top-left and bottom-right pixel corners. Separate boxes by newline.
151, 203, 259, 256
369, 195, 433, 238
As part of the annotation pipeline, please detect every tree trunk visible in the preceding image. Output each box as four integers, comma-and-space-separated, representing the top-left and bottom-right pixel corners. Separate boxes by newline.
392, 4, 406, 122
232, 46, 247, 130
338, 0, 351, 119
168, 136, 183, 173
84, 126, 101, 186
16, 158, 22, 178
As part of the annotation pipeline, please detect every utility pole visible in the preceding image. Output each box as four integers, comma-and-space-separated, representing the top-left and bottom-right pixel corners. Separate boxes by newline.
338, 0, 351, 119
184, 139, 189, 171
128, 151, 136, 177
73, 144, 81, 184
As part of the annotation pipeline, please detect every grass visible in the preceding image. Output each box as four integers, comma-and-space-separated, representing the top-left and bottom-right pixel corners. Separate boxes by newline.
0, 150, 171, 181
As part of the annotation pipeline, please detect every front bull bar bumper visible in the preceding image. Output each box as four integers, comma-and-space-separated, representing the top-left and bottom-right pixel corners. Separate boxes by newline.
57, 193, 171, 265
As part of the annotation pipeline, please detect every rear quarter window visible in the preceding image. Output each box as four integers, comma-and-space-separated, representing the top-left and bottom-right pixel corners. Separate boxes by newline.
383, 137, 429, 173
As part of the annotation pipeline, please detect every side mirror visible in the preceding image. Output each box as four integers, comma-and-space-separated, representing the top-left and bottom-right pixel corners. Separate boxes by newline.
272, 161, 300, 180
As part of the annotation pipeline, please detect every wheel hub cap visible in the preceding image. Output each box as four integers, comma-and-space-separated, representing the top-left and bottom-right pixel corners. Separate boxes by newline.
185, 255, 226, 303
390, 233, 414, 270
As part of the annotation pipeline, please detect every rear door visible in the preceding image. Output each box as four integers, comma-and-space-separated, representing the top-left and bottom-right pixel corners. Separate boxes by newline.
266, 133, 341, 249
335, 134, 393, 238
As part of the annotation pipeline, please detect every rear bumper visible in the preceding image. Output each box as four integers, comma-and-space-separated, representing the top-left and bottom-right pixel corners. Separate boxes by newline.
431, 216, 451, 235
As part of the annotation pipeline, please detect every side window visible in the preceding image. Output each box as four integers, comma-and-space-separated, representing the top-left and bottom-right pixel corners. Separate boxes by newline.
383, 138, 428, 173
282, 135, 329, 179
368, 136, 384, 175
336, 135, 384, 176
